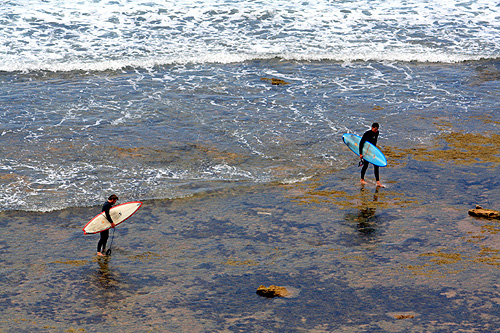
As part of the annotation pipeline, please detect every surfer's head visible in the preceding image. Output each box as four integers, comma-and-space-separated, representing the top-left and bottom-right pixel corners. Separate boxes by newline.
372, 122, 379, 129
108, 194, 119, 202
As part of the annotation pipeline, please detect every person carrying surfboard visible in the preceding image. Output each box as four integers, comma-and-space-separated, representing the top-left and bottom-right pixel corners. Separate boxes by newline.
359, 123, 384, 187
97, 194, 118, 256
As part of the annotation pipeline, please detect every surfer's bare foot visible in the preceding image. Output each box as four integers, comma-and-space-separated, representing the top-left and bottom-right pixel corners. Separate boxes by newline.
361, 179, 368, 185
376, 182, 385, 188
97, 252, 104, 257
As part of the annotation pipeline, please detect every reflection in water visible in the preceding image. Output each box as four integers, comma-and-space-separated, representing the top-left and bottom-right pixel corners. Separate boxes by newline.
95, 257, 116, 290
88, 257, 124, 311
356, 186, 379, 236
345, 187, 381, 241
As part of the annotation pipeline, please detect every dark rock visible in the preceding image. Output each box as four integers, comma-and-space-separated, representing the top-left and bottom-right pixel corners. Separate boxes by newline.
394, 314, 415, 319
468, 205, 500, 219
256, 285, 288, 298
260, 78, 290, 85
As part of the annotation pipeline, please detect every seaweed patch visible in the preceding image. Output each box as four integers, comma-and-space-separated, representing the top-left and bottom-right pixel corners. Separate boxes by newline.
406, 132, 500, 166
224, 259, 259, 266
283, 177, 418, 210
50, 260, 89, 267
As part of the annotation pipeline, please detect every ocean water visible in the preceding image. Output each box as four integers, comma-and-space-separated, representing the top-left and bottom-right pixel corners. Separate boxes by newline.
1, 0, 500, 331
1, 0, 499, 212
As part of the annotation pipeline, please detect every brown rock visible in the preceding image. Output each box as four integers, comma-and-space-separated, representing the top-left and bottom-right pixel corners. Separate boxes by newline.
256, 285, 289, 298
260, 78, 290, 85
468, 205, 500, 219
394, 314, 415, 319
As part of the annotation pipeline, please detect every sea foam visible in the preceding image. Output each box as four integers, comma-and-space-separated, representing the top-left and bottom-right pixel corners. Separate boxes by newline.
1, 0, 499, 72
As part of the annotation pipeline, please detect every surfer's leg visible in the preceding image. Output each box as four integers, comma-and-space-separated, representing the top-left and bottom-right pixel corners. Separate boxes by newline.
361, 160, 369, 183
374, 166, 385, 187
97, 229, 109, 255
374, 165, 380, 181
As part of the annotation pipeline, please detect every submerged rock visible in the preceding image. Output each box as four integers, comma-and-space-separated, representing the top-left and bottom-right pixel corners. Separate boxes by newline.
468, 205, 500, 219
260, 78, 290, 85
394, 314, 415, 319
256, 285, 288, 298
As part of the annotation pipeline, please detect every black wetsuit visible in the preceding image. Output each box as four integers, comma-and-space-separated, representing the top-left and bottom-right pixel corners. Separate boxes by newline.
359, 129, 380, 181
97, 201, 114, 253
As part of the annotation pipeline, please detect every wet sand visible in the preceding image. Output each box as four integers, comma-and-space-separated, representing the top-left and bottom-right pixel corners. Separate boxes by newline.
2, 141, 500, 332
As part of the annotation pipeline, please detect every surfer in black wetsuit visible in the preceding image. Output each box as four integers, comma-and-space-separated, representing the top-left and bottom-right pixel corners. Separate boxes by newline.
97, 194, 118, 256
359, 123, 384, 187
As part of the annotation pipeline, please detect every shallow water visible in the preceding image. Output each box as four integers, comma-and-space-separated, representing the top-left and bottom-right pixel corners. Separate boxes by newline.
2, 145, 500, 331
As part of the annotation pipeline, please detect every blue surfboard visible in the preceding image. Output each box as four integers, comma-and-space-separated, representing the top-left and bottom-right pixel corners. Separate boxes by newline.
342, 133, 387, 167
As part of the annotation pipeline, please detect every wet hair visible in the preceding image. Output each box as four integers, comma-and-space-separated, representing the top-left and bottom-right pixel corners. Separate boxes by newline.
372, 122, 379, 129
108, 194, 119, 201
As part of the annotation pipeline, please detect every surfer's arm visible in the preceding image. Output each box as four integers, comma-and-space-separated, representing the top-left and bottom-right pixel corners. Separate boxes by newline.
358, 137, 366, 158
103, 206, 115, 226
105, 212, 116, 228
102, 201, 116, 228
106, 213, 115, 227
359, 130, 374, 158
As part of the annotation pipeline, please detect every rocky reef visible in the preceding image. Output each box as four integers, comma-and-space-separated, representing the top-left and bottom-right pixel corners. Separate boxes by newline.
256, 285, 289, 298
468, 205, 500, 219
261, 78, 290, 85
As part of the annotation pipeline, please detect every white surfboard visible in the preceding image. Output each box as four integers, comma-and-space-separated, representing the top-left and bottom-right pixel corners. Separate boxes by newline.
83, 201, 142, 234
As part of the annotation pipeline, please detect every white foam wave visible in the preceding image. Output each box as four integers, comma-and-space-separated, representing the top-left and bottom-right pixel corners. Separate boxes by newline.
0, 155, 263, 212
2, 51, 495, 73
1, 0, 499, 72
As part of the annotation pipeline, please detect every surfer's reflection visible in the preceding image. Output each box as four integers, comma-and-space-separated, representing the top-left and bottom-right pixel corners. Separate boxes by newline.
357, 186, 379, 233
93, 257, 117, 290
345, 186, 380, 239
86, 256, 129, 311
